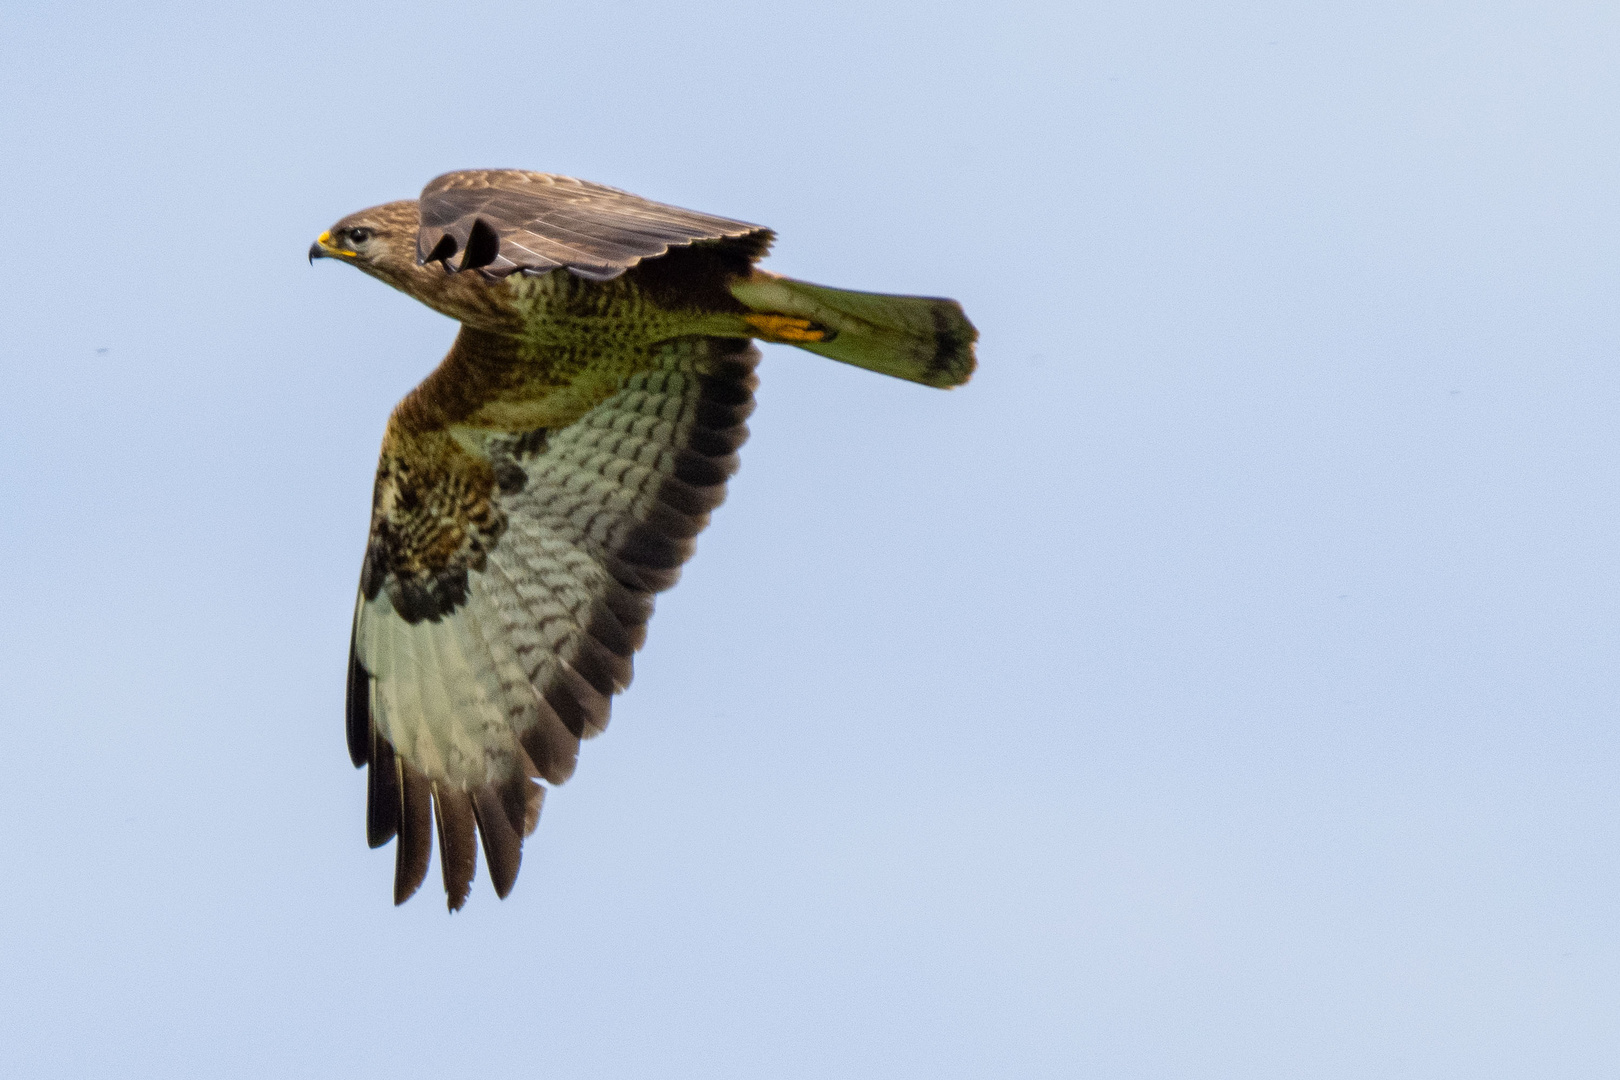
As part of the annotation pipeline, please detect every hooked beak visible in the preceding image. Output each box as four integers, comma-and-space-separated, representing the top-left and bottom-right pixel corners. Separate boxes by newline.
308, 230, 356, 265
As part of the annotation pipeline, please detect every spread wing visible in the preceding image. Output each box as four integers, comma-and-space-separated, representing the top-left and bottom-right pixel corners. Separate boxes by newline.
347, 336, 758, 909
416, 169, 775, 281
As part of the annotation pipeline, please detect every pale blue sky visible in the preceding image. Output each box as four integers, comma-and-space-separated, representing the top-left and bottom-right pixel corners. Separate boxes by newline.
2, 1, 1618, 1076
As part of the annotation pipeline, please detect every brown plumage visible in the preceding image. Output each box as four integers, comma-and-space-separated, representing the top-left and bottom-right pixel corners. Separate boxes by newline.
311, 169, 977, 910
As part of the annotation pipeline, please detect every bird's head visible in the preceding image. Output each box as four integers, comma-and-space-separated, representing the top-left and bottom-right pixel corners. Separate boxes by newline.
308, 201, 431, 292
310, 198, 525, 333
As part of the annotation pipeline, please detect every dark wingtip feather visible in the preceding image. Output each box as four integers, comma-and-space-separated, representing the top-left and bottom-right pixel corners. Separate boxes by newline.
459, 217, 501, 272
472, 783, 525, 899
422, 231, 458, 266
540, 665, 613, 740
518, 706, 580, 786
366, 736, 400, 848
725, 227, 775, 263
394, 763, 433, 905
433, 785, 478, 912
565, 632, 633, 696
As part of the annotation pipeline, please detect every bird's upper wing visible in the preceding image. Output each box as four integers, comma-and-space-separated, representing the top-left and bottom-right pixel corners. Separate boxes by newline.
348, 335, 758, 909
416, 169, 774, 280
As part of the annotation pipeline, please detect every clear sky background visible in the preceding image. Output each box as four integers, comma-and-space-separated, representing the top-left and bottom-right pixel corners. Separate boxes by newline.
2, 1, 1617, 1076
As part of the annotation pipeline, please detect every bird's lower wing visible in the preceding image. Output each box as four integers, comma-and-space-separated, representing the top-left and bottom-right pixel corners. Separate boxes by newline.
348, 336, 758, 909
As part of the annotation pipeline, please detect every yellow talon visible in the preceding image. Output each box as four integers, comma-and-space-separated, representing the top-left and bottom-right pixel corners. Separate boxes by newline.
743, 313, 834, 343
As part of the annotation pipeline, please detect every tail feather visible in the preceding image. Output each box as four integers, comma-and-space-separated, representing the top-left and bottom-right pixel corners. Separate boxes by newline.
731, 273, 976, 388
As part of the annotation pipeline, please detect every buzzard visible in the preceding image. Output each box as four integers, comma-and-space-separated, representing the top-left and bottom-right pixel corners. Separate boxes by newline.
310, 169, 976, 910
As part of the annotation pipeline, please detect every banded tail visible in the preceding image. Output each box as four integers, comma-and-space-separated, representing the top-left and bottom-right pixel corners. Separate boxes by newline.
731, 272, 977, 389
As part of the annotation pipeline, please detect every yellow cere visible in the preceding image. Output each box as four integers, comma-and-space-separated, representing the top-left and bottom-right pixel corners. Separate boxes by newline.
316, 230, 359, 257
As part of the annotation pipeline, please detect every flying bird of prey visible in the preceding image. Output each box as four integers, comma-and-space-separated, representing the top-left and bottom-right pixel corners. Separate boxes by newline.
310, 169, 976, 910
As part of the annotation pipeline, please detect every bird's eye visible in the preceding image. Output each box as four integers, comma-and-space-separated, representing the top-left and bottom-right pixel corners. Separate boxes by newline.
347, 228, 373, 245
